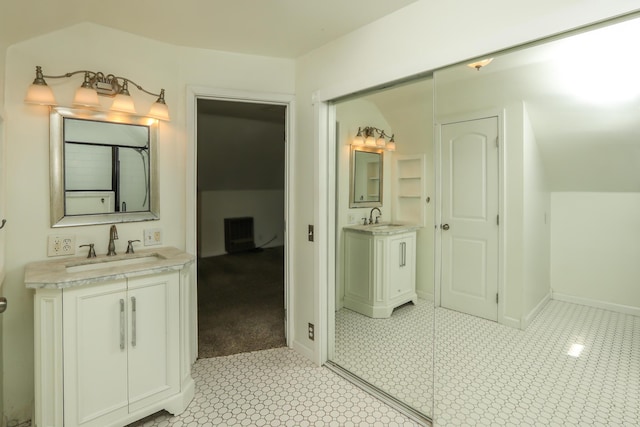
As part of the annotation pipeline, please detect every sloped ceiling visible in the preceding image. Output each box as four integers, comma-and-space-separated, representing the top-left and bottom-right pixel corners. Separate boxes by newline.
0, 0, 418, 57
435, 16, 640, 192
197, 100, 286, 191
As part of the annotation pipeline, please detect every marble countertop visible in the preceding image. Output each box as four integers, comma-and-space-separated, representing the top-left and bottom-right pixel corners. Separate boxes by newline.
25, 246, 194, 289
343, 223, 421, 236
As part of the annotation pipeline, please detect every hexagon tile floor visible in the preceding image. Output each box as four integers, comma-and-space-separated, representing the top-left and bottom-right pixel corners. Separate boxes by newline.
128, 347, 421, 427
334, 298, 434, 416
130, 298, 639, 426
435, 300, 640, 426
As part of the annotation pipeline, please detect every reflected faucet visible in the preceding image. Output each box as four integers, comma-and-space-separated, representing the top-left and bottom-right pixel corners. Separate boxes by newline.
108, 225, 119, 256
369, 207, 382, 225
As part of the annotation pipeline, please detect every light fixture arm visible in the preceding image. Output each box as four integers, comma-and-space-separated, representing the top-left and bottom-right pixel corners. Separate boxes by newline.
353, 126, 397, 151
34, 66, 164, 98
124, 79, 164, 98
26, 66, 170, 121
359, 126, 390, 139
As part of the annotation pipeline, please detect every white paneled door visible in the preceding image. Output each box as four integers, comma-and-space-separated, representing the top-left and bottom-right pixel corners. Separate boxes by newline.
440, 117, 499, 321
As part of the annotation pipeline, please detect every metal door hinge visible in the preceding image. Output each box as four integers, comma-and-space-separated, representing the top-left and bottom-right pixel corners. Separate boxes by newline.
496, 293, 499, 304
497, 214, 500, 226
496, 137, 499, 148
308, 225, 314, 242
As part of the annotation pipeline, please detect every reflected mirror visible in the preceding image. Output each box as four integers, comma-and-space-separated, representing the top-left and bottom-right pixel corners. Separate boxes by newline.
50, 107, 159, 227
432, 14, 640, 424
349, 146, 383, 208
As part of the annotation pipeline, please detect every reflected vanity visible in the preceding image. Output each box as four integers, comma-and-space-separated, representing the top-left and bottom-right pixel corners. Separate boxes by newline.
50, 107, 160, 227
330, 78, 434, 422
342, 223, 419, 318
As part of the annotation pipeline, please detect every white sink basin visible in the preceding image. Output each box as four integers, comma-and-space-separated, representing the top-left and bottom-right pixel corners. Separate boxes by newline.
66, 255, 164, 273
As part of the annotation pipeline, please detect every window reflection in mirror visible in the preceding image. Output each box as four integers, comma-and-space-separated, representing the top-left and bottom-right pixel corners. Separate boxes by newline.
64, 118, 150, 215
349, 145, 383, 208
50, 107, 159, 227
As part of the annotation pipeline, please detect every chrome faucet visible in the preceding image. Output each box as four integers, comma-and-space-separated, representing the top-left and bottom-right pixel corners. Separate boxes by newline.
107, 225, 119, 256
369, 207, 382, 224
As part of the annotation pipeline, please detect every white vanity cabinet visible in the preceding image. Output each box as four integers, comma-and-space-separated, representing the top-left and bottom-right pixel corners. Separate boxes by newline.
63, 273, 179, 427
343, 226, 418, 318
27, 247, 195, 427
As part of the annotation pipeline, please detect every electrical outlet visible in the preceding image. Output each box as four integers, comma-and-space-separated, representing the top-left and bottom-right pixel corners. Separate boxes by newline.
144, 228, 162, 246
47, 235, 76, 257
308, 323, 315, 341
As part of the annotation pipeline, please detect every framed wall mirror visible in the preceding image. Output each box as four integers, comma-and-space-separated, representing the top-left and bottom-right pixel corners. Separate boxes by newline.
349, 145, 383, 208
50, 107, 160, 227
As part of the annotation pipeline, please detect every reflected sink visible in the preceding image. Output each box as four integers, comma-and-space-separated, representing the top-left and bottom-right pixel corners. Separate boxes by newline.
369, 223, 405, 229
66, 254, 164, 273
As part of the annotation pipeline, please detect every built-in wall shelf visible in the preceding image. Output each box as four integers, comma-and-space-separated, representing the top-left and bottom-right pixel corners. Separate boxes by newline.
393, 154, 426, 226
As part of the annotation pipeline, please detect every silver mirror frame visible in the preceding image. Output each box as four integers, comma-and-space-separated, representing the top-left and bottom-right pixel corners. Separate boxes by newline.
50, 107, 160, 227
349, 145, 383, 208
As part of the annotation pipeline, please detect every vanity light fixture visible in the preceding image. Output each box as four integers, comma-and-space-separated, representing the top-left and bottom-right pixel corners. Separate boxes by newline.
352, 126, 396, 151
24, 66, 170, 121
467, 57, 494, 71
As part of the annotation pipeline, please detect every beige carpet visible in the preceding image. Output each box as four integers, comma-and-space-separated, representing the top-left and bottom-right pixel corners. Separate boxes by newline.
197, 246, 285, 358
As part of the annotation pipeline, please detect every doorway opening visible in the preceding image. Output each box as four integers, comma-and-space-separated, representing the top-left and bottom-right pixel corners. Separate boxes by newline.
196, 98, 288, 358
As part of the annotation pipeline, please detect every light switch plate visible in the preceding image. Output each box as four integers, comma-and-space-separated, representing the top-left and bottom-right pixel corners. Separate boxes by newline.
47, 235, 76, 257
144, 228, 162, 246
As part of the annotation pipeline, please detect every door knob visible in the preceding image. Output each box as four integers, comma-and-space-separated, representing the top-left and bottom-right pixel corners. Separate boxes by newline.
441, 224, 450, 230
0, 297, 7, 314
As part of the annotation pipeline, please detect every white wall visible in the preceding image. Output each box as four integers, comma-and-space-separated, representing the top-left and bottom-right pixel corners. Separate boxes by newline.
199, 190, 285, 257
522, 103, 551, 326
2, 23, 294, 423
551, 192, 640, 313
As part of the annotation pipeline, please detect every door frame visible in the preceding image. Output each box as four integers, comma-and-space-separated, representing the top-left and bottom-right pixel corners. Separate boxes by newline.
186, 86, 295, 354
434, 109, 508, 326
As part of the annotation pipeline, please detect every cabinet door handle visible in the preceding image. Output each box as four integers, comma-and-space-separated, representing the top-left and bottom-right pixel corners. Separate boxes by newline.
400, 242, 406, 267
131, 296, 137, 347
119, 299, 125, 350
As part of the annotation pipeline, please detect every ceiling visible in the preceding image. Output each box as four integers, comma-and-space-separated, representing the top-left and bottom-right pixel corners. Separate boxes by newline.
0, 0, 418, 58
346, 15, 640, 193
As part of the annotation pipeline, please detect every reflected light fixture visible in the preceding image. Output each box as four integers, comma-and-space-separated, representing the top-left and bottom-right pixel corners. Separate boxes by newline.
467, 58, 494, 71
352, 126, 396, 151
24, 66, 170, 121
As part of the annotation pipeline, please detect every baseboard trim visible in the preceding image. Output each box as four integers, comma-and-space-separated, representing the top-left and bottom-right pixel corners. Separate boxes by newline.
416, 290, 434, 301
552, 292, 640, 317
522, 292, 552, 329
500, 315, 520, 330
292, 340, 315, 364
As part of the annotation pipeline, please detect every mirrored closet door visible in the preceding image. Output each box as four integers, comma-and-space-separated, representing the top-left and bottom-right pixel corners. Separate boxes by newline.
327, 11, 640, 427
432, 13, 640, 425
328, 77, 435, 422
